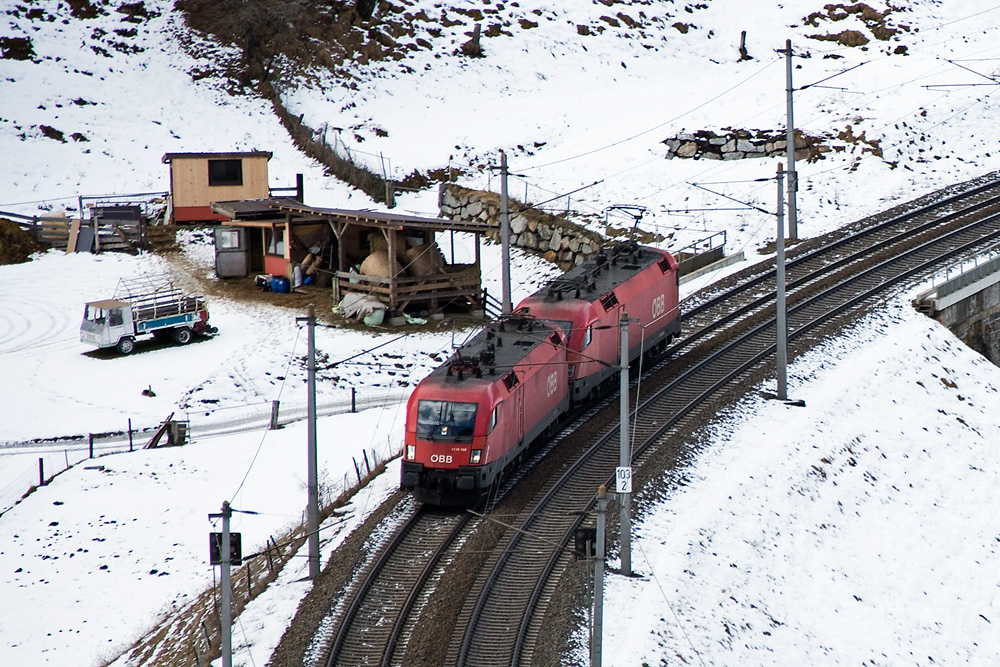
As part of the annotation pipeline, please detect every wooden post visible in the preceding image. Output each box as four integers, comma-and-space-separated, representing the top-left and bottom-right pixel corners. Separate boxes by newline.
128, 418, 134, 452
387, 227, 399, 313
283, 214, 292, 271
351, 387, 356, 413
270, 400, 280, 429
266, 537, 275, 574
38, 458, 44, 486
89, 433, 94, 458
738, 30, 752, 61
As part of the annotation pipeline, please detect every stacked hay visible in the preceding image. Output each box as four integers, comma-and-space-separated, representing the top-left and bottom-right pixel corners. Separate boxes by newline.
404, 242, 445, 277
0, 219, 43, 265
360, 250, 402, 278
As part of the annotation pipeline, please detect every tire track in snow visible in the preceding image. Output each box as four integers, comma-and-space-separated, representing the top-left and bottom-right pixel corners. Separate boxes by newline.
0, 294, 74, 357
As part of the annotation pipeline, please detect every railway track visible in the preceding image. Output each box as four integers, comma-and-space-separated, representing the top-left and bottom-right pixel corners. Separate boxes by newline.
291, 173, 1000, 667
322, 498, 473, 667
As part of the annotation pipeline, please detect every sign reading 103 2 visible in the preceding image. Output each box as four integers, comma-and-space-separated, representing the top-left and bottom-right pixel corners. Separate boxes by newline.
615, 466, 632, 494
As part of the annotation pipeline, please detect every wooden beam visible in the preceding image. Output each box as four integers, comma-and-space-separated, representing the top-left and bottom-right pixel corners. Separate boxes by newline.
387, 227, 398, 312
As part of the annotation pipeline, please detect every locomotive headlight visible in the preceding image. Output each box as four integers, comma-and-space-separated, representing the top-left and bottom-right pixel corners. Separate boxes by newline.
406, 445, 415, 460
470, 449, 482, 464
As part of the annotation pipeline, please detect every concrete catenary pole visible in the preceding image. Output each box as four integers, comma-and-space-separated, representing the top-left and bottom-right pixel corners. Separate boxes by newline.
776, 165, 788, 400
591, 485, 608, 667
785, 38, 799, 242
221, 501, 233, 667
619, 311, 631, 576
500, 150, 512, 315
297, 305, 320, 579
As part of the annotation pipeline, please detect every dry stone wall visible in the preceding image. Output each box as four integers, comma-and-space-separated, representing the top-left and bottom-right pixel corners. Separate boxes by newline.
439, 183, 604, 272
663, 128, 828, 162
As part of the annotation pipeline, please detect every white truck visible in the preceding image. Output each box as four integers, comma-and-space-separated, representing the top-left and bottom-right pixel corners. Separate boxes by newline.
80, 276, 216, 355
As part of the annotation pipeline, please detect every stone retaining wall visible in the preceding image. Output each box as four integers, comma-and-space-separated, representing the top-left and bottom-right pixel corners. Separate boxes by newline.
438, 183, 604, 271
663, 128, 829, 162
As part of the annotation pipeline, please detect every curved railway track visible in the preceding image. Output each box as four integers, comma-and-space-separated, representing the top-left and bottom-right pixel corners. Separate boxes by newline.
322, 498, 473, 667
298, 173, 1000, 667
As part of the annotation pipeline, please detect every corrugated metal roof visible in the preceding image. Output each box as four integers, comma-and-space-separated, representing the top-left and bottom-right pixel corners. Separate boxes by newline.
212, 197, 496, 233
274, 200, 496, 233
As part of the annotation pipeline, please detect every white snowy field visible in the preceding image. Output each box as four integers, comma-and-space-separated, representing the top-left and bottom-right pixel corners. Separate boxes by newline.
4, 0, 1000, 665
598, 293, 1000, 665
0, 408, 406, 667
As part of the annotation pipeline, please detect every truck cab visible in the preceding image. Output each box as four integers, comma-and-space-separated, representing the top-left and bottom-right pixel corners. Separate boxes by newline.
81, 299, 137, 354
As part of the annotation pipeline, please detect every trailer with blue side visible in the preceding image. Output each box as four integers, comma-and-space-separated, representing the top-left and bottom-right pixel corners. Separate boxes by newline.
80, 276, 216, 355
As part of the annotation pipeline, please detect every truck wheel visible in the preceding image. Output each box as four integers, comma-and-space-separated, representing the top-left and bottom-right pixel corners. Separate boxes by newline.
174, 328, 193, 345
117, 337, 136, 355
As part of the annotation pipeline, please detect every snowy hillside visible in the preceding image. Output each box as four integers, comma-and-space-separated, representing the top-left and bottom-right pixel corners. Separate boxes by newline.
3, 0, 1000, 665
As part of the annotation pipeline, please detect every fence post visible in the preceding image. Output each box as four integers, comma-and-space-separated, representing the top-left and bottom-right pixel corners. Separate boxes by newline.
128, 418, 134, 452
362, 449, 371, 475
353, 458, 362, 483
351, 388, 356, 413
38, 458, 44, 487
270, 400, 280, 430
89, 433, 94, 459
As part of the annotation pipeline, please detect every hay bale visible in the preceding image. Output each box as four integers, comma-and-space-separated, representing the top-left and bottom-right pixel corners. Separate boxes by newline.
360, 250, 401, 278
367, 231, 408, 258
0, 219, 44, 265
404, 242, 445, 277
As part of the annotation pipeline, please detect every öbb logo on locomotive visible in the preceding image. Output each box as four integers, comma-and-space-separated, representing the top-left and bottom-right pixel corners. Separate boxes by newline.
400, 241, 682, 506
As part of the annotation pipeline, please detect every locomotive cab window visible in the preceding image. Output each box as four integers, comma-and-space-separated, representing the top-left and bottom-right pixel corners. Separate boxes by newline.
416, 400, 478, 441
489, 405, 499, 433
582, 324, 593, 349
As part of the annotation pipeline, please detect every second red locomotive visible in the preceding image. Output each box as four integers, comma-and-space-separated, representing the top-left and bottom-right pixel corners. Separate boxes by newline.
401, 241, 680, 505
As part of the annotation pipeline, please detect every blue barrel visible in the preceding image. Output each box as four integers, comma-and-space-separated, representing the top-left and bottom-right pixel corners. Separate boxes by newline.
275, 277, 291, 293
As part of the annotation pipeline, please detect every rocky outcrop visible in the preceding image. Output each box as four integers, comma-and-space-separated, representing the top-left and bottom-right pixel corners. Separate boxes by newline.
439, 183, 604, 271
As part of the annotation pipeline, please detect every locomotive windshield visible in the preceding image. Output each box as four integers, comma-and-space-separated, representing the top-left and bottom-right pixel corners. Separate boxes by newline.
416, 400, 478, 441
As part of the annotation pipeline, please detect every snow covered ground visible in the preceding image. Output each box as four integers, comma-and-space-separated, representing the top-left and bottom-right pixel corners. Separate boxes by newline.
599, 293, 1000, 665
3, 0, 1000, 665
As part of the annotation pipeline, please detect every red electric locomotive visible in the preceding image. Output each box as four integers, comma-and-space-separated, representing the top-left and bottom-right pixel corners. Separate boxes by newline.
401, 316, 570, 505
515, 241, 680, 405
401, 240, 680, 505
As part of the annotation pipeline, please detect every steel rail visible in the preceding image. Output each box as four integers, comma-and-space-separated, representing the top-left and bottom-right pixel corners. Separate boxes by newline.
380, 511, 474, 667
324, 500, 421, 667
324, 501, 477, 667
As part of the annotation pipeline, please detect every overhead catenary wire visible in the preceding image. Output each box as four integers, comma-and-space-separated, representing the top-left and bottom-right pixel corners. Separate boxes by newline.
229, 326, 303, 503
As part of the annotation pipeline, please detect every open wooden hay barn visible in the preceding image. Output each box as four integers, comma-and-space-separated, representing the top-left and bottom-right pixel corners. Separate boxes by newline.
212, 198, 494, 316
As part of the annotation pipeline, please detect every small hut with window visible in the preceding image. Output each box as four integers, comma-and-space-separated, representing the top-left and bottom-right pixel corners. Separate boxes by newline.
162, 152, 273, 224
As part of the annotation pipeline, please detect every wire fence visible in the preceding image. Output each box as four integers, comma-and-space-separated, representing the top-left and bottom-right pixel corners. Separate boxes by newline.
0, 387, 409, 517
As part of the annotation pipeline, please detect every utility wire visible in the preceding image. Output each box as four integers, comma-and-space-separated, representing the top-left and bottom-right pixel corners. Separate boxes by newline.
520, 57, 782, 172
230, 326, 303, 502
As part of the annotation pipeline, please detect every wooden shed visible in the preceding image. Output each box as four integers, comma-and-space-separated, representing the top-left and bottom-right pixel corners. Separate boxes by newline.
212, 198, 495, 315
162, 152, 272, 223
